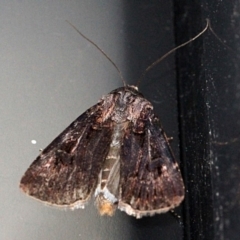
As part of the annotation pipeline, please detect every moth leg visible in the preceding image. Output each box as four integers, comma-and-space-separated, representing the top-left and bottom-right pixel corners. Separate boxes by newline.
167, 137, 173, 142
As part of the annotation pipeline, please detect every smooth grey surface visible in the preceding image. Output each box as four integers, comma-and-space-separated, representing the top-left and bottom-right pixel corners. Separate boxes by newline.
0, 1, 181, 240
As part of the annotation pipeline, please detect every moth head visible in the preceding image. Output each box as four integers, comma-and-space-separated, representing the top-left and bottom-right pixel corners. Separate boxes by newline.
127, 85, 138, 91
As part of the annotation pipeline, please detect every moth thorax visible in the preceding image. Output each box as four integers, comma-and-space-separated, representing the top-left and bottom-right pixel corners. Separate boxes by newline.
95, 193, 117, 216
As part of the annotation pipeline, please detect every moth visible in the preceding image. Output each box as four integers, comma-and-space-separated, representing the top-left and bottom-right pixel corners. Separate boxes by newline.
20, 21, 210, 218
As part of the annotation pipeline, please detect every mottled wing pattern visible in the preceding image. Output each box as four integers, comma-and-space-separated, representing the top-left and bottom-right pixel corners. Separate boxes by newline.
119, 115, 184, 218
20, 103, 112, 208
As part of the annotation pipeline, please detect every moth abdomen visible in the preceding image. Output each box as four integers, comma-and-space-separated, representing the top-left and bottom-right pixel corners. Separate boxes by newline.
94, 123, 124, 216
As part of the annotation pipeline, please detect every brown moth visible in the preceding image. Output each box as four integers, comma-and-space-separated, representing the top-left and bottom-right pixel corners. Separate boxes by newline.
20, 20, 210, 218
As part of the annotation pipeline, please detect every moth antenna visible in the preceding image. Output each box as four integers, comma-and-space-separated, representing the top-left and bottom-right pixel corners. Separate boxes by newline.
208, 20, 235, 54
66, 20, 126, 86
136, 19, 210, 87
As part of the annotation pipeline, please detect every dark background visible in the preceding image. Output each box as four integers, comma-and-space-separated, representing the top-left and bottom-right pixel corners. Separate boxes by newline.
174, 1, 240, 240
0, 0, 239, 240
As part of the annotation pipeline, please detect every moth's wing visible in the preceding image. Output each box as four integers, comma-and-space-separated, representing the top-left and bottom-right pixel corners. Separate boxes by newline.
20, 104, 112, 209
119, 116, 184, 218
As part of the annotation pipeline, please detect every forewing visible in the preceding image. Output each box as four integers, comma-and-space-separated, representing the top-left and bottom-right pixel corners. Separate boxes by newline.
119, 116, 184, 218
20, 104, 112, 209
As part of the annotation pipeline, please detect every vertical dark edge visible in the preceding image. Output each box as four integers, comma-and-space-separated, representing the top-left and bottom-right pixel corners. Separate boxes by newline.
173, 2, 214, 240
174, 1, 240, 240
